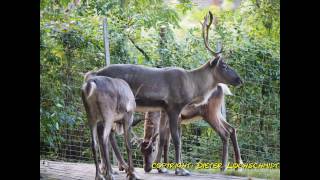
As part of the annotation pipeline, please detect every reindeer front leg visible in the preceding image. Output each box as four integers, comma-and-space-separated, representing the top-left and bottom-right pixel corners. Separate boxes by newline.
154, 132, 167, 173
167, 108, 190, 176
163, 122, 171, 164
154, 111, 169, 173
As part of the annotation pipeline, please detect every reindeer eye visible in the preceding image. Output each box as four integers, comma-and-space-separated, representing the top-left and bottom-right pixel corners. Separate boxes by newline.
221, 64, 227, 69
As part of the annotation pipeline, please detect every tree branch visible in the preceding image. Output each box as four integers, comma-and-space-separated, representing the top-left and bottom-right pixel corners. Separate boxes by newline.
128, 36, 150, 61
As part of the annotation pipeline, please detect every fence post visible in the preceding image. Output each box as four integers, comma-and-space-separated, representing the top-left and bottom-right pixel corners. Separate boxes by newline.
159, 25, 168, 66
103, 18, 110, 66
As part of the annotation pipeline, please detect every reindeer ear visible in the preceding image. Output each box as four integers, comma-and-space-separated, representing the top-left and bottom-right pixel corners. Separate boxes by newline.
209, 56, 220, 67
144, 133, 159, 150
151, 133, 159, 142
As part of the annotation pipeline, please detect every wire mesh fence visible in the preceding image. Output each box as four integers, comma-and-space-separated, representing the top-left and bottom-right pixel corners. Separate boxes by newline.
40, 46, 280, 172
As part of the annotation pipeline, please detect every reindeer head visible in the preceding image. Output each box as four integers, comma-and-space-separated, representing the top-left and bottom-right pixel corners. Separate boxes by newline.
201, 11, 243, 86
140, 132, 158, 172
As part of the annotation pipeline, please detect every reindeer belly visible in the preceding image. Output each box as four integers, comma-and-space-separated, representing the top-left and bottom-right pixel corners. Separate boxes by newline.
181, 116, 202, 124
135, 106, 163, 112
135, 99, 166, 112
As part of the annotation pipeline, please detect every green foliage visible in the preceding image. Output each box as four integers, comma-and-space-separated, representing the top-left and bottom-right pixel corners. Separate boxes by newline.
40, 0, 279, 167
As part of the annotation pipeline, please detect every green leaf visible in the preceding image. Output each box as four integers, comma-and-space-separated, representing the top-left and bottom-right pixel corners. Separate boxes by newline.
50, 113, 56, 117
56, 103, 63, 108
55, 122, 59, 130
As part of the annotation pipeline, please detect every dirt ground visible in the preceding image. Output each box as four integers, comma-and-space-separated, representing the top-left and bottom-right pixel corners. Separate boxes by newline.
40, 160, 265, 180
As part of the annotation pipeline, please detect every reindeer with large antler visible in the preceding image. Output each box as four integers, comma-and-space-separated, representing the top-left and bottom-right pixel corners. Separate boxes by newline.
85, 11, 242, 176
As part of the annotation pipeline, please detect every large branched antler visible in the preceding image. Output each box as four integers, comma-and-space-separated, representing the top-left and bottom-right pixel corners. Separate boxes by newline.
201, 11, 223, 57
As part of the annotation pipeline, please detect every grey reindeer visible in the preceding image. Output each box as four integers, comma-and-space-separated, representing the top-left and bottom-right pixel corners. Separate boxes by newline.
85, 11, 242, 176
81, 74, 140, 180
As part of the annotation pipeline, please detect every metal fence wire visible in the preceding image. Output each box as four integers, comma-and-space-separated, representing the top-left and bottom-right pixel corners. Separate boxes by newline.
40, 46, 280, 173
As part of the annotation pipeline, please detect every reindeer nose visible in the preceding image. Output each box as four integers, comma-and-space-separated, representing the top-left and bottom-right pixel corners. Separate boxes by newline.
235, 77, 243, 85
238, 78, 243, 84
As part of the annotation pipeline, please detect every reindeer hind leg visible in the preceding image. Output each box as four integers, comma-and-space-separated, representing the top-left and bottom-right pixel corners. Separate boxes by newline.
109, 130, 129, 172
206, 117, 230, 172
123, 112, 141, 180
98, 110, 114, 180
90, 124, 105, 180
221, 120, 243, 171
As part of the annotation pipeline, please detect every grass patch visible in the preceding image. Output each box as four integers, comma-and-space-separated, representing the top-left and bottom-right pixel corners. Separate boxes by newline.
190, 168, 279, 180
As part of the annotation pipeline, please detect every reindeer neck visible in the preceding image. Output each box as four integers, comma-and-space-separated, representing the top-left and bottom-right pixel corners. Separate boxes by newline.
187, 61, 217, 99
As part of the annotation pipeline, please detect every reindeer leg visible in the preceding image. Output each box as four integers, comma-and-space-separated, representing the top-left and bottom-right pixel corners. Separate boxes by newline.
82, 95, 105, 180
154, 131, 167, 173
155, 111, 169, 173
219, 130, 229, 172
90, 124, 105, 180
162, 127, 171, 172
163, 111, 171, 164
163, 126, 170, 164
109, 130, 129, 173
123, 113, 140, 180
205, 118, 230, 172
178, 121, 182, 163
98, 117, 113, 180
167, 108, 190, 176
221, 120, 243, 171
97, 123, 107, 178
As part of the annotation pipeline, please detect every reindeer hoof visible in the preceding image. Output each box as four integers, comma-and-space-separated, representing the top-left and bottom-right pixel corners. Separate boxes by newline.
127, 172, 142, 180
236, 167, 243, 172
175, 168, 190, 176
220, 166, 226, 172
112, 170, 119, 175
104, 174, 114, 180
95, 174, 106, 180
236, 161, 244, 172
235, 165, 244, 172
120, 163, 129, 172
119, 166, 125, 171
158, 168, 168, 173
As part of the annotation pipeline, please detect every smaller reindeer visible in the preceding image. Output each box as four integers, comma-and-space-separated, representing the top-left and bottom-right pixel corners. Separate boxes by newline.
138, 84, 243, 173
81, 73, 139, 180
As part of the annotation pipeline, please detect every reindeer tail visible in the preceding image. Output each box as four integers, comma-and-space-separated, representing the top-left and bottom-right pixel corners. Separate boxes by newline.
84, 71, 97, 82
82, 80, 97, 100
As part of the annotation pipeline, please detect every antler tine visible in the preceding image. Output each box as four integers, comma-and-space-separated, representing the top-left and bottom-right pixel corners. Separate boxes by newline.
219, 44, 223, 54
130, 130, 143, 147
216, 41, 223, 54
201, 11, 221, 57
145, 132, 158, 150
